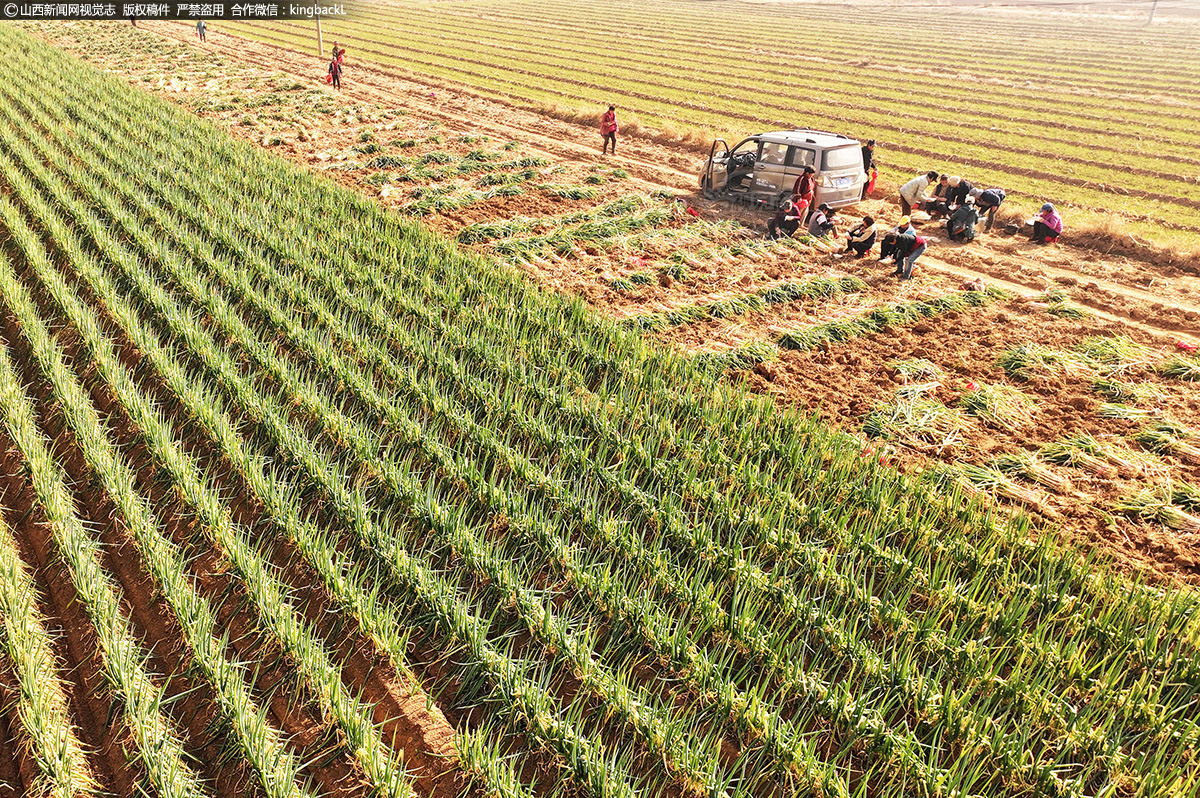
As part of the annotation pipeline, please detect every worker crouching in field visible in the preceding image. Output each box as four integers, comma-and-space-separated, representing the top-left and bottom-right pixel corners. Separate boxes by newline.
601, 105, 618, 154
975, 188, 1006, 231
924, 174, 953, 218
1030, 203, 1063, 244
947, 197, 980, 243
807, 204, 839, 239
844, 216, 876, 257
768, 200, 804, 239
884, 231, 926, 280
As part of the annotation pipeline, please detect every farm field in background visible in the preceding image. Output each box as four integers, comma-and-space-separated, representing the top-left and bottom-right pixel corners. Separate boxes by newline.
1, 14, 1199, 798
218, 0, 1200, 250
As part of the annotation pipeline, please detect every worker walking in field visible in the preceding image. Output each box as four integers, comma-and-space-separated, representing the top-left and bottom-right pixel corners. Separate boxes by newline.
884, 231, 927, 280
767, 200, 804, 239
899, 170, 939, 217
197, 19, 206, 42
791, 165, 816, 214
975, 188, 1006, 231
844, 216, 876, 257
601, 105, 618, 154
328, 56, 342, 90
1030, 202, 1063, 244
947, 197, 980, 243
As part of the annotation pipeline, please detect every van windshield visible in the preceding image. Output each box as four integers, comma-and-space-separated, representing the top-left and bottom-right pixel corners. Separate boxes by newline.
823, 145, 862, 171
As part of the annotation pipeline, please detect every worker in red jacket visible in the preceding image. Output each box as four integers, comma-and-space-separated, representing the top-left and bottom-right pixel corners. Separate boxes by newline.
791, 165, 815, 213
601, 105, 618, 154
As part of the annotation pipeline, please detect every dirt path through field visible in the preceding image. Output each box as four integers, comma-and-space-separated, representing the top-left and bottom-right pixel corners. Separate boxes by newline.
121, 22, 1200, 344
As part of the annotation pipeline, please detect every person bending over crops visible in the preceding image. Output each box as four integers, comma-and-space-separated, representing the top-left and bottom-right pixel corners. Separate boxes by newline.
768, 200, 803, 239
791, 165, 816, 212
328, 57, 342, 90
899, 170, 938, 217
878, 216, 914, 261
884, 231, 926, 280
845, 216, 876, 257
1031, 202, 1062, 244
947, 197, 980, 243
923, 174, 954, 219
948, 175, 975, 208
807, 204, 838, 239
975, 187, 1005, 231
600, 105, 618, 154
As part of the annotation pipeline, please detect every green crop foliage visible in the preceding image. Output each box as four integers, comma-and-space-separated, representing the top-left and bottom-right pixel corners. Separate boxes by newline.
3, 23, 1199, 798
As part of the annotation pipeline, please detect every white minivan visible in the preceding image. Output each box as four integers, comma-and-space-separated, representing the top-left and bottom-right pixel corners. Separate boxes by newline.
700, 129, 867, 211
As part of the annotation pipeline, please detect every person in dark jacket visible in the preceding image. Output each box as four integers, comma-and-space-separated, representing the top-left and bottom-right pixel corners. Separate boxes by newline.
947, 176, 975, 207
884, 231, 927, 279
879, 216, 914, 261
844, 216, 876, 257
768, 200, 804, 239
924, 174, 953, 218
860, 139, 877, 200
328, 57, 342, 89
975, 188, 1006, 231
947, 197, 980, 243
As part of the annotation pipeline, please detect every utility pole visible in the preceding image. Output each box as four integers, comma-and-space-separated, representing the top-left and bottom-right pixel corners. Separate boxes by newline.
1148, 0, 1159, 24
316, 14, 324, 57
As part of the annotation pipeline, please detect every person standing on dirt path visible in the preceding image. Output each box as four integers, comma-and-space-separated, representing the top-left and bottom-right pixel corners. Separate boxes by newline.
196, 19, 206, 42
600, 105, 618, 154
975, 188, 1005, 231
899, 170, 938, 217
861, 140, 877, 200
884, 231, 927, 280
328, 56, 343, 90
791, 165, 816, 213
844, 216, 876, 257
1030, 202, 1062, 244
768, 200, 803, 239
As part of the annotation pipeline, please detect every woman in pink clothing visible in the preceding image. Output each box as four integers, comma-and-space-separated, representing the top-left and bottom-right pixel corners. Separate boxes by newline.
600, 105, 618, 154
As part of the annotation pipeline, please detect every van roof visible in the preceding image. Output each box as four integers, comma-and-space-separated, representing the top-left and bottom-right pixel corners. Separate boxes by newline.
756, 129, 860, 148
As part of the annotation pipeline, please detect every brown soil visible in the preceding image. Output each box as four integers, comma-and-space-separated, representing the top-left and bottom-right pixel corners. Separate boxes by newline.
734, 299, 1200, 582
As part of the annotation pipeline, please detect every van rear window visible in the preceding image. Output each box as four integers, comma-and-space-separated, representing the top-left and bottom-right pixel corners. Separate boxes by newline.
823, 146, 862, 170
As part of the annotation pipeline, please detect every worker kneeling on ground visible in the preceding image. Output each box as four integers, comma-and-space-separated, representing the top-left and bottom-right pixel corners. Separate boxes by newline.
768, 200, 804, 239
947, 196, 980, 243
